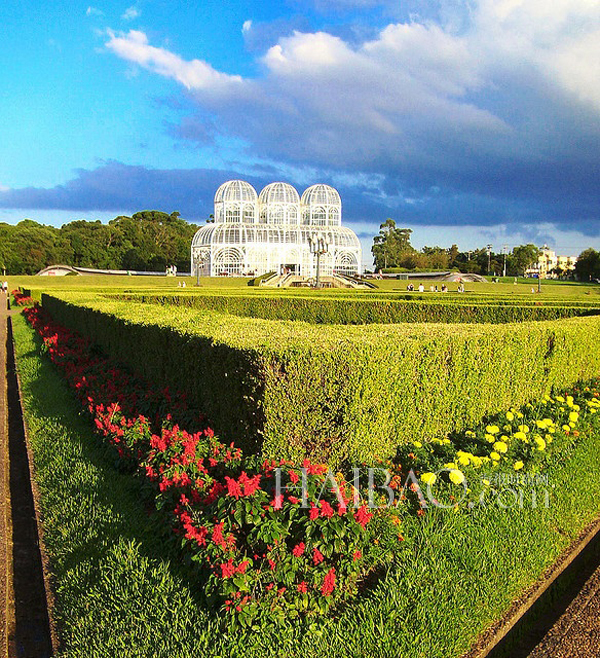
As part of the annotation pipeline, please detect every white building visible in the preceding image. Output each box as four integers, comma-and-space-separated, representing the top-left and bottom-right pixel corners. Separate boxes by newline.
191, 180, 362, 277
526, 246, 578, 279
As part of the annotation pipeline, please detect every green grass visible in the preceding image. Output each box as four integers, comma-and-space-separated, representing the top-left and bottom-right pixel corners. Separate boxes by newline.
13, 310, 600, 657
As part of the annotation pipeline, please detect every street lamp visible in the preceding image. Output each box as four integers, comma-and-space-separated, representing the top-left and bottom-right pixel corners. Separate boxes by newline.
502, 245, 508, 278
308, 232, 329, 287
487, 244, 493, 275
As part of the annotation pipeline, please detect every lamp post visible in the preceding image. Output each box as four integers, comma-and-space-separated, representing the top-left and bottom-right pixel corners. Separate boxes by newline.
308, 232, 329, 287
502, 245, 508, 278
487, 244, 493, 275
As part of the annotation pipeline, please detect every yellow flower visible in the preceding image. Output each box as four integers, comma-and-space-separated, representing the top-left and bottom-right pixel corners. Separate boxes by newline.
514, 431, 528, 441
458, 454, 470, 467
518, 424, 530, 433
535, 437, 546, 451
486, 425, 500, 434
449, 469, 465, 485
413, 441, 423, 448
485, 434, 495, 443
482, 478, 490, 486
569, 411, 579, 423
445, 462, 458, 470
562, 424, 571, 432
506, 411, 514, 421
566, 395, 574, 407
421, 472, 436, 485
490, 451, 501, 461
514, 461, 524, 470
493, 441, 508, 454
556, 395, 565, 403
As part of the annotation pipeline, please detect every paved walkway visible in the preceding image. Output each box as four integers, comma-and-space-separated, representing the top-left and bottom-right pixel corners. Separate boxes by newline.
528, 562, 600, 657
0, 296, 14, 658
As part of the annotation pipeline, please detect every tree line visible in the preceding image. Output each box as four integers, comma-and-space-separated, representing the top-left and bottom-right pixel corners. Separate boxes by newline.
0, 211, 198, 275
372, 219, 598, 280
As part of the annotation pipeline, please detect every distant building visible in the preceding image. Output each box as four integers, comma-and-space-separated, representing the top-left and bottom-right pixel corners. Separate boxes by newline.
190, 180, 361, 277
526, 246, 578, 279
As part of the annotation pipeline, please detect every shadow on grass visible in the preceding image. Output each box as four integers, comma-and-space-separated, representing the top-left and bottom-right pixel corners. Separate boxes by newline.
17, 324, 217, 620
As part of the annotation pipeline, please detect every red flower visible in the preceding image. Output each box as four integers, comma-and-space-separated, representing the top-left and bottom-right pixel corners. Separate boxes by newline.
225, 476, 243, 499
309, 503, 319, 520
288, 469, 299, 484
355, 505, 373, 529
320, 501, 335, 518
322, 568, 336, 596
353, 550, 362, 561
297, 581, 308, 593
313, 548, 324, 565
212, 523, 227, 549
220, 559, 236, 579
292, 542, 305, 557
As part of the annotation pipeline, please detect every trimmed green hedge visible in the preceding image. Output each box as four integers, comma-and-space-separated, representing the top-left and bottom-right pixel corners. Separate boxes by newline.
41, 292, 600, 466
113, 291, 600, 325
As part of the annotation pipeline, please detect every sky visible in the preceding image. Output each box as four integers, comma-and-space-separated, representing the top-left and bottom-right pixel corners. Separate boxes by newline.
1, 0, 599, 269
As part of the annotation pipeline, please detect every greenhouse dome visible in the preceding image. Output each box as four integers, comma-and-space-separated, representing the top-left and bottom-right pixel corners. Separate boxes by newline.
191, 181, 361, 277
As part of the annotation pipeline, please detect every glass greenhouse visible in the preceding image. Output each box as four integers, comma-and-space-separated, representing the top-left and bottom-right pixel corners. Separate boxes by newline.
191, 180, 362, 277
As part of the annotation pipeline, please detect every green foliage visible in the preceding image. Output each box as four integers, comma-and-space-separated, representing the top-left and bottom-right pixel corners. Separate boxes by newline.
0, 211, 198, 274
13, 311, 600, 657
511, 244, 541, 276
371, 219, 415, 270
117, 291, 600, 324
575, 248, 600, 282
40, 291, 600, 466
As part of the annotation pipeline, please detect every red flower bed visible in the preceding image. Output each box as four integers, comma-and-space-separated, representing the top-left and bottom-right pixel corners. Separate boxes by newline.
12, 289, 36, 306
23, 306, 401, 625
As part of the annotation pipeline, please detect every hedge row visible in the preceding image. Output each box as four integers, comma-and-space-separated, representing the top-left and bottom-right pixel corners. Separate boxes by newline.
112, 291, 600, 325
41, 292, 600, 465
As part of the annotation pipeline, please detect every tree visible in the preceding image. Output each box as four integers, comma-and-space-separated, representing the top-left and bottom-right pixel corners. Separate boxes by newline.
371, 219, 414, 270
575, 248, 600, 282
511, 244, 541, 276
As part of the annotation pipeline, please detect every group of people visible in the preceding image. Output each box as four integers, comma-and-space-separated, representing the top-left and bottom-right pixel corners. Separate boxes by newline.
406, 282, 465, 293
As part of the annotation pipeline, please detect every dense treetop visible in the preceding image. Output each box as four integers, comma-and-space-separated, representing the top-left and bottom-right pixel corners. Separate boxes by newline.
0, 211, 198, 275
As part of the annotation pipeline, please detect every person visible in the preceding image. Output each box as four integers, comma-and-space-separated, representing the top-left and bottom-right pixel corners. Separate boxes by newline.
418, 283, 425, 293
182, 281, 186, 288
441, 284, 448, 292
2, 281, 7, 294
429, 285, 435, 292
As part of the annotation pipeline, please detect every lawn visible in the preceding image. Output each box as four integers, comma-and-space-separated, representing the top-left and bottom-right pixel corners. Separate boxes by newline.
12, 307, 600, 657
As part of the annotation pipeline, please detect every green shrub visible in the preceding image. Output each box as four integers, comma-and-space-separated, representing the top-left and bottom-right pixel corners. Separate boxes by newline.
114, 291, 600, 324
41, 292, 600, 465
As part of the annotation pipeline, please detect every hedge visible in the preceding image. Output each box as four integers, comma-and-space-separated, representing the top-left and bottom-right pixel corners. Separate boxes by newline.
41, 292, 600, 466
112, 291, 600, 325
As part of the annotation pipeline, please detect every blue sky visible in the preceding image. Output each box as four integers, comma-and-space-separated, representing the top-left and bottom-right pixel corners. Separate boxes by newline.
1, 0, 599, 268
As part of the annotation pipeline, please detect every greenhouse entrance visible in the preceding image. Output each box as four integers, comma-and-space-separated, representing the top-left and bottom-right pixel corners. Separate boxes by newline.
281, 263, 300, 275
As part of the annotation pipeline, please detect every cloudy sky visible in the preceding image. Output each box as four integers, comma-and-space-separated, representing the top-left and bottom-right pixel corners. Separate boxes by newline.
1, 0, 599, 267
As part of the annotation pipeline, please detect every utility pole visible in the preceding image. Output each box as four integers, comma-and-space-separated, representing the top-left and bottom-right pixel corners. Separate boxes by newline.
502, 245, 508, 278
487, 244, 492, 275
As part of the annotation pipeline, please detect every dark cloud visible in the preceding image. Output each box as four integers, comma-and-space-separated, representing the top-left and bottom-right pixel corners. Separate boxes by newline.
1, 161, 597, 239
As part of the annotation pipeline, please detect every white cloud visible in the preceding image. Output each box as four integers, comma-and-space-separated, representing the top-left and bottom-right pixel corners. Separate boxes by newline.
105, 30, 246, 94
86, 6, 104, 17
242, 20, 252, 34
122, 6, 140, 21
0, 184, 10, 193
103, 2, 600, 232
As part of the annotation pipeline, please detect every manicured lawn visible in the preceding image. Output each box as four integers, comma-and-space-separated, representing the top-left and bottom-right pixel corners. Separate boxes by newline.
13, 310, 600, 657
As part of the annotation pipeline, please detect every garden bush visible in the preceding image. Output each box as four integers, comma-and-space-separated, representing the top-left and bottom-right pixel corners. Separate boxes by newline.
39, 292, 600, 465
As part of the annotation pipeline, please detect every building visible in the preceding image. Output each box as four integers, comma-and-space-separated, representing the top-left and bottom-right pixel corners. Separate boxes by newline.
526, 246, 578, 279
190, 180, 362, 277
